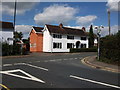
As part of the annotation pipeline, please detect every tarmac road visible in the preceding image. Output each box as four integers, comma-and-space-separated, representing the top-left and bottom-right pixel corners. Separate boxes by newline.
1, 52, 119, 89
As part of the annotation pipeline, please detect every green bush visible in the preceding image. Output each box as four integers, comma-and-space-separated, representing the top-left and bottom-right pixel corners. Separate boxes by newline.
100, 31, 120, 62
2, 42, 28, 56
70, 47, 97, 53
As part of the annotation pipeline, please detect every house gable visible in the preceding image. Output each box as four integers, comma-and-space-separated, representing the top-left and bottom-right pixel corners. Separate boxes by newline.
30, 26, 43, 52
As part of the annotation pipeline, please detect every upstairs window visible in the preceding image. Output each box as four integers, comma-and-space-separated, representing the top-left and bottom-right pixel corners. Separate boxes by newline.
81, 37, 87, 40
53, 34, 62, 39
67, 35, 74, 40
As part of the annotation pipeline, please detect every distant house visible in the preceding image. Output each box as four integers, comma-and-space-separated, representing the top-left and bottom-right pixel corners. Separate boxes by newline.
30, 23, 90, 52
0, 21, 14, 45
43, 23, 89, 52
29, 26, 44, 52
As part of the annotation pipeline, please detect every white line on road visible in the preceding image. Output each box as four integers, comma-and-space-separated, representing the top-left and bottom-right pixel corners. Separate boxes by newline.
3, 64, 13, 67
49, 60, 56, 62
36, 61, 41, 63
25, 64, 48, 71
74, 58, 78, 59
70, 75, 120, 89
63, 59, 68, 60
0, 69, 45, 83
14, 63, 25, 65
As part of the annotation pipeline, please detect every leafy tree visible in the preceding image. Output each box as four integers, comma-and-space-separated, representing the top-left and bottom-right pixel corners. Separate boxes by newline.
14, 31, 23, 41
13, 31, 23, 55
89, 25, 94, 48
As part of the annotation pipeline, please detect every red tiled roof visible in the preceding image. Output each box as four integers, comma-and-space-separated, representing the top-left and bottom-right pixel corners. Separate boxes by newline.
0, 21, 14, 29
46, 24, 88, 36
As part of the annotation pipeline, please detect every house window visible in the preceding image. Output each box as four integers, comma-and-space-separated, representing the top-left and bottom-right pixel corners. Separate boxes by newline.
81, 37, 87, 40
53, 42, 62, 49
30, 43, 36, 47
67, 43, 74, 49
67, 35, 74, 40
53, 34, 62, 39
81, 44, 86, 48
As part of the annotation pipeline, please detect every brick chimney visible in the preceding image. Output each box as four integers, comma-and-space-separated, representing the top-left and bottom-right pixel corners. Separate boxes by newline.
82, 27, 86, 32
59, 23, 63, 28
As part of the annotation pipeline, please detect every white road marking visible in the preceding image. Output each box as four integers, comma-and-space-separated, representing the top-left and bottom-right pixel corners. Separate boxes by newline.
36, 61, 41, 63
56, 59, 62, 61
49, 60, 56, 62
14, 63, 25, 65
0, 69, 45, 83
63, 59, 68, 60
25, 64, 48, 71
74, 58, 78, 59
70, 75, 120, 89
3, 64, 12, 67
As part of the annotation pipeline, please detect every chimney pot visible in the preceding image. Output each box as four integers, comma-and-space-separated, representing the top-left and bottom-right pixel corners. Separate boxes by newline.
82, 27, 86, 32
59, 23, 63, 28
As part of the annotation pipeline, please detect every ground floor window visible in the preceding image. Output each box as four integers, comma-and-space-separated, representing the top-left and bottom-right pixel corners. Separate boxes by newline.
81, 44, 86, 48
30, 43, 36, 47
67, 43, 74, 49
53, 42, 62, 49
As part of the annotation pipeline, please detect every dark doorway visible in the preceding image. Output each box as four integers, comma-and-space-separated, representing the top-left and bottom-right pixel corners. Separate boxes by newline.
76, 41, 80, 48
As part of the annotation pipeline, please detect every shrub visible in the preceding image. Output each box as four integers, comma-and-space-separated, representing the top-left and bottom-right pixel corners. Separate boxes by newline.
100, 31, 120, 62
70, 47, 97, 53
2, 42, 28, 56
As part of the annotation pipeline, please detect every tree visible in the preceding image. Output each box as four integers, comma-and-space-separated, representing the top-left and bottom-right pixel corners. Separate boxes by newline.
13, 31, 23, 55
89, 25, 94, 48
14, 31, 23, 41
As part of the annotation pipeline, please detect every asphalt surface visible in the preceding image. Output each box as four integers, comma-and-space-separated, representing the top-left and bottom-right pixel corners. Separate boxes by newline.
1, 52, 120, 89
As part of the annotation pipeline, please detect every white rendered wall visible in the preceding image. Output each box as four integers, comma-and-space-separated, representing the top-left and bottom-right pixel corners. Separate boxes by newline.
43, 26, 52, 52
0, 30, 13, 45
49, 34, 89, 52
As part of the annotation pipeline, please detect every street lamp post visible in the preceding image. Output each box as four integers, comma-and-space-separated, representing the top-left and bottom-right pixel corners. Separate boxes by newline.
95, 26, 104, 60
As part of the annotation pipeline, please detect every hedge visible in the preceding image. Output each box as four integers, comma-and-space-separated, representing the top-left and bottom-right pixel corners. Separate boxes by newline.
100, 31, 120, 62
2, 42, 28, 56
70, 47, 97, 53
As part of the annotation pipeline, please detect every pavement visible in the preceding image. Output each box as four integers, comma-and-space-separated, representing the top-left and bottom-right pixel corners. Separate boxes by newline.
81, 56, 120, 73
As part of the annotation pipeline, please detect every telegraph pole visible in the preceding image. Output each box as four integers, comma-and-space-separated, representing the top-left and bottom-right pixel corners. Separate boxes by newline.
14, 0, 17, 33
107, 9, 111, 36
13, 0, 17, 46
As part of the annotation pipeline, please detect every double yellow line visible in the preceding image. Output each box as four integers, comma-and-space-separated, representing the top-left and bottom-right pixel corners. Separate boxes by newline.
0, 84, 10, 90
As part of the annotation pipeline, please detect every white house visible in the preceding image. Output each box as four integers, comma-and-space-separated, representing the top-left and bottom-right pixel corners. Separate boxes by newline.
0, 21, 14, 45
43, 23, 89, 52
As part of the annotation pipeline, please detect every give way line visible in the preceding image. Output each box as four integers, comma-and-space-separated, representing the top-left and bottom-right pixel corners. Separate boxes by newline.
70, 75, 120, 89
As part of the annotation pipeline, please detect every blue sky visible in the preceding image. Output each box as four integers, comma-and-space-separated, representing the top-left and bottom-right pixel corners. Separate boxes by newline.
1, 1, 119, 38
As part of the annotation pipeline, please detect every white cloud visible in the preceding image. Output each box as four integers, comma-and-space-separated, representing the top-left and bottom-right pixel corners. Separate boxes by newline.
66, 26, 82, 29
66, 25, 119, 37
76, 15, 97, 26
34, 4, 78, 25
106, 0, 120, 11
15, 25, 32, 39
93, 25, 119, 37
1, 2, 37, 15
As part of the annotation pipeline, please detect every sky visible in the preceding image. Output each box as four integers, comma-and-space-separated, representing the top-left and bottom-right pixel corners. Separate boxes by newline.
1, 0, 119, 39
